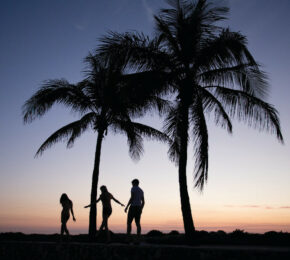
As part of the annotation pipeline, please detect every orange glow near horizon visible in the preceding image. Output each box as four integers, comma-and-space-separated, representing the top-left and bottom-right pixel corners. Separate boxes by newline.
1, 203, 290, 234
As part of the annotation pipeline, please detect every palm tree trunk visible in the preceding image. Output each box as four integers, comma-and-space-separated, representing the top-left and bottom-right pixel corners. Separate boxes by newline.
178, 102, 195, 240
88, 129, 104, 238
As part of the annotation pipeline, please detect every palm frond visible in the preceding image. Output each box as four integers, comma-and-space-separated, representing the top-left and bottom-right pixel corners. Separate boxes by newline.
119, 71, 173, 117
35, 112, 95, 157
199, 87, 232, 133
129, 121, 171, 143
197, 29, 256, 71
193, 0, 229, 26
213, 87, 283, 142
158, 0, 228, 57
199, 63, 268, 98
121, 71, 172, 96
23, 80, 92, 123
98, 31, 172, 72
111, 118, 171, 161
110, 119, 144, 161
195, 29, 269, 99
163, 105, 181, 163
190, 98, 209, 190
154, 15, 180, 55
159, 0, 195, 30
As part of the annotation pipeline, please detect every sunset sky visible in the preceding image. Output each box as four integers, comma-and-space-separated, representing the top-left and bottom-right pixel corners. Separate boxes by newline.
1, 0, 290, 234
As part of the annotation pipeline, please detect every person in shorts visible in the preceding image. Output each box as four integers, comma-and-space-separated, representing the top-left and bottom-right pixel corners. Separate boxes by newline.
125, 179, 145, 237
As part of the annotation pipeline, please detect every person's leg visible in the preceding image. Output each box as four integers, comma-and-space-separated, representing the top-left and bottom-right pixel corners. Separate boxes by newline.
61, 213, 70, 235
61, 223, 65, 236
135, 207, 142, 237
105, 209, 112, 242
104, 208, 112, 231
103, 215, 108, 230
99, 207, 107, 231
127, 206, 134, 235
64, 220, 69, 235
61, 213, 65, 236
99, 219, 105, 231
135, 219, 141, 236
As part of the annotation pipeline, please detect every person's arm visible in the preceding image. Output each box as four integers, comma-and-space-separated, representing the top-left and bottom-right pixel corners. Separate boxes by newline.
71, 202, 76, 221
141, 193, 145, 211
84, 196, 101, 208
124, 191, 134, 213
112, 196, 125, 207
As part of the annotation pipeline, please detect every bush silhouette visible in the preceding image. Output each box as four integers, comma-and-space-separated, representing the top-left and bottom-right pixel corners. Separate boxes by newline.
146, 230, 164, 237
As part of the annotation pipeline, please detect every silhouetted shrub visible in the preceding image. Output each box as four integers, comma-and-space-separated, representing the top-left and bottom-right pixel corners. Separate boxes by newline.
146, 230, 163, 237
264, 231, 279, 237
217, 230, 226, 236
168, 230, 179, 235
197, 230, 208, 235
230, 229, 246, 237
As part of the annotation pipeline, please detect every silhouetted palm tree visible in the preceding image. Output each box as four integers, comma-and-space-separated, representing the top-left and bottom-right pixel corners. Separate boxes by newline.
22, 54, 170, 238
99, 0, 283, 240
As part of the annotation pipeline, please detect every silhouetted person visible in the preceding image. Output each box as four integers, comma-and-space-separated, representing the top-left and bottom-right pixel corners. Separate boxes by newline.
84, 185, 124, 241
60, 193, 76, 238
125, 179, 145, 238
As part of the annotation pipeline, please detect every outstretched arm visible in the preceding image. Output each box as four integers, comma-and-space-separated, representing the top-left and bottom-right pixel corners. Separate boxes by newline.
84, 197, 101, 208
112, 196, 125, 207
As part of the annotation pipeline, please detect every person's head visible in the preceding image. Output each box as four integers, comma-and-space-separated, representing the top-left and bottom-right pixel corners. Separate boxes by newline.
60, 193, 69, 204
100, 185, 108, 193
132, 179, 139, 186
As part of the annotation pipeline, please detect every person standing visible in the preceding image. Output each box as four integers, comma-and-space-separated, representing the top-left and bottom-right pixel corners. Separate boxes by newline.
60, 193, 76, 238
125, 179, 145, 238
84, 185, 124, 241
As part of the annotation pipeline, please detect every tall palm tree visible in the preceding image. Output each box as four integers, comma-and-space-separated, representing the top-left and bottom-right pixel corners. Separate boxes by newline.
98, 0, 283, 240
22, 54, 170, 238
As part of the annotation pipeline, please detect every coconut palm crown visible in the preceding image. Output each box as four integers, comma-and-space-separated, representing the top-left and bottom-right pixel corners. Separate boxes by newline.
98, 0, 283, 240
22, 53, 171, 237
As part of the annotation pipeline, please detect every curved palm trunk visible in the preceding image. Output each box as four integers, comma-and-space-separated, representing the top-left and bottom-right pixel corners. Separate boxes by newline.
88, 129, 104, 238
178, 101, 195, 241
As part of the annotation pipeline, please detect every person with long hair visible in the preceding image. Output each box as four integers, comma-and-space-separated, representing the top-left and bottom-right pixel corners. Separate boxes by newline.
84, 185, 124, 240
60, 193, 76, 237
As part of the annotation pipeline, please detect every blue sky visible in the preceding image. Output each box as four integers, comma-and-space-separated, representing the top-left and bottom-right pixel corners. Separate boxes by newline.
0, 0, 290, 234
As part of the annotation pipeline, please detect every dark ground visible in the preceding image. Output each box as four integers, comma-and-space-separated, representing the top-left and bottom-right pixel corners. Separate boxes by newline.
1, 229, 290, 247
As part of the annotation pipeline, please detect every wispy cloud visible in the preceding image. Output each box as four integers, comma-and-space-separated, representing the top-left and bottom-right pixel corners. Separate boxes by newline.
241, 205, 260, 208
224, 205, 260, 208
142, 0, 154, 22
224, 205, 290, 210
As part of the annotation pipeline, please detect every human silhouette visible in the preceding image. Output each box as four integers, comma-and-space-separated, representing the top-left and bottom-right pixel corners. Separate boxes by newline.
84, 185, 124, 240
125, 179, 145, 239
60, 193, 76, 238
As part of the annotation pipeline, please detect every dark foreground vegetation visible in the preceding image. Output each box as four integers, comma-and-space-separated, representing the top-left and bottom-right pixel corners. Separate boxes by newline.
1, 230, 290, 247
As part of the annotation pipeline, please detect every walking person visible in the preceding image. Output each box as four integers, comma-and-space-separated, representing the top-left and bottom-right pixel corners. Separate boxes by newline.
125, 179, 145, 240
84, 185, 124, 241
60, 193, 76, 239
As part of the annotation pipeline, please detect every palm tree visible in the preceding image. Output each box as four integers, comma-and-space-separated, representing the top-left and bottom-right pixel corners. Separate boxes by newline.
22, 53, 170, 238
98, 0, 283, 240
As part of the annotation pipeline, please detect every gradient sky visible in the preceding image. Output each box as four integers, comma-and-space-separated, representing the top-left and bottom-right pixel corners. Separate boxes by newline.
1, 0, 290, 234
